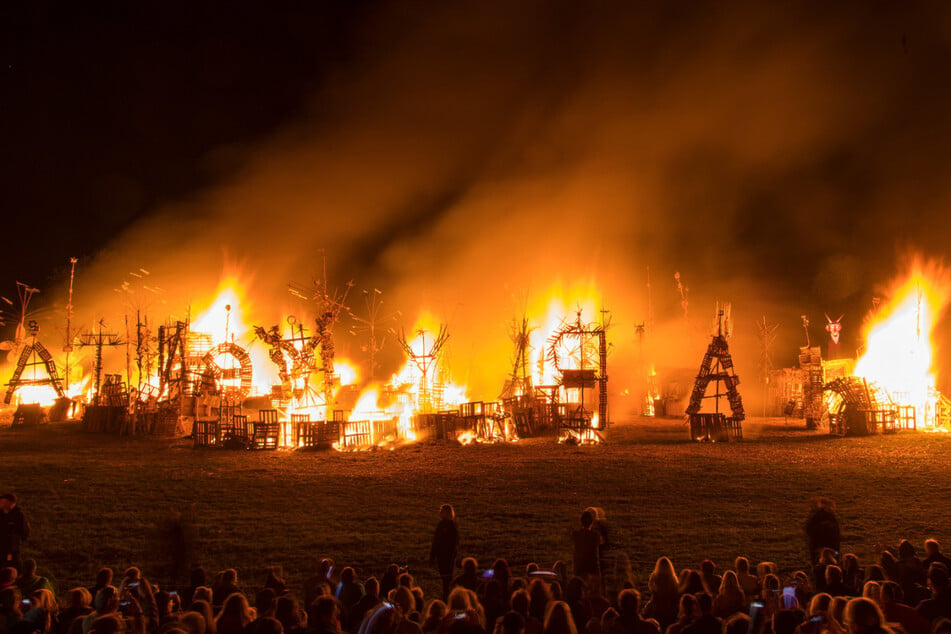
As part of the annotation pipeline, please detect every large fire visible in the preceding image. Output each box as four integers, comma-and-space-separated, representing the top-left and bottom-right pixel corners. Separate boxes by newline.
191, 278, 280, 396
526, 282, 602, 389
853, 266, 950, 427
1, 266, 614, 447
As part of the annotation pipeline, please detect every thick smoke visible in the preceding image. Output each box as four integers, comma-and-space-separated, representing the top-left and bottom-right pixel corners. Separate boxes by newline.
34, 1, 951, 405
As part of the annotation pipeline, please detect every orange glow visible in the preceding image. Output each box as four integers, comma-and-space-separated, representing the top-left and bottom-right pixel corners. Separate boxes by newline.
336, 360, 359, 387
191, 276, 279, 395
11, 385, 60, 407
526, 281, 602, 387
390, 313, 461, 414
854, 265, 950, 427
348, 387, 385, 423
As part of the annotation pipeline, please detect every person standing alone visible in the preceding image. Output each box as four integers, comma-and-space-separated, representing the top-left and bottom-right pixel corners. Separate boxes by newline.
429, 504, 459, 600
0, 493, 29, 572
572, 509, 603, 588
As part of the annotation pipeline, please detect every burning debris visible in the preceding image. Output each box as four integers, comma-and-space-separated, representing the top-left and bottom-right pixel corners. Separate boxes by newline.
768, 265, 951, 435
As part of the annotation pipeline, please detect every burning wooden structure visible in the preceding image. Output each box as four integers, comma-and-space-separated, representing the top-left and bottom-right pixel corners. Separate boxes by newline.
823, 376, 902, 436
685, 308, 745, 442
4, 325, 65, 406
545, 310, 610, 443
1, 259, 621, 449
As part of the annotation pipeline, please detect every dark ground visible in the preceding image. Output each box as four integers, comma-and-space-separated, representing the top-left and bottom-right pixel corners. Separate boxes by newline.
0, 415, 948, 597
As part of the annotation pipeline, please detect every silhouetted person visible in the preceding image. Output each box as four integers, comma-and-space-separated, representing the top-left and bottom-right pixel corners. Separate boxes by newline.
642, 558, 679, 632
805, 499, 840, 566
0, 494, 29, 572
265, 566, 288, 596
721, 614, 749, 634
562, 577, 590, 634
350, 578, 382, 634
841, 554, 862, 597
18, 559, 53, 596
542, 601, 577, 634
481, 579, 507, 634
489, 559, 512, 601
571, 512, 601, 587
843, 597, 895, 634
88, 569, 113, 607
336, 567, 365, 626
698, 562, 720, 597
255, 588, 278, 620
181, 567, 207, 609
924, 541, 951, 573
608, 589, 659, 634
879, 581, 929, 634
430, 506, 460, 601
188, 599, 215, 634
380, 566, 400, 603
247, 617, 286, 634
916, 565, 951, 625
510, 589, 542, 634
451, 559, 479, 594
897, 540, 927, 596
585, 508, 613, 594
879, 551, 900, 583
215, 593, 254, 634
498, 611, 525, 634
680, 594, 719, 634
712, 572, 745, 619
677, 571, 704, 597
274, 595, 307, 634
212, 570, 240, 608
308, 596, 343, 634
825, 566, 846, 597
813, 549, 838, 592
305, 560, 335, 610
56, 588, 93, 634
733, 558, 759, 600
665, 594, 698, 634
522, 579, 550, 627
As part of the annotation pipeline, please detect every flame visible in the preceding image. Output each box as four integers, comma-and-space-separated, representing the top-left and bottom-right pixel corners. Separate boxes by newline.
443, 382, 468, 406
348, 387, 384, 422
854, 265, 950, 427
336, 360, 359, 387
11, 385, 61, 407
526, 281, 601, 386
390, 313, 463, 414
190, 276, 279, 395
191, 279, 245, 343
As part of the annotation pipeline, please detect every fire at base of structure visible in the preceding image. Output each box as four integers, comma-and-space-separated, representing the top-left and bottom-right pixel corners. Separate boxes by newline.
3, 290, 612, 449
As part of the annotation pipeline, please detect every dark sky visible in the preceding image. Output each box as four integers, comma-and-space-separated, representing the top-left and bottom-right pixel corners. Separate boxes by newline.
2, 1, 366, 285
3, 1, 951, 389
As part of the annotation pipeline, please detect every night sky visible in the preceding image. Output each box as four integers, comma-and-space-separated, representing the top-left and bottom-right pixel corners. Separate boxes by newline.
3, 2, 951, 387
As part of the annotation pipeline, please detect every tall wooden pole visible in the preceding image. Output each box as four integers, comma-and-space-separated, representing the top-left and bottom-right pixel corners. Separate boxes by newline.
64, 258, 77, 395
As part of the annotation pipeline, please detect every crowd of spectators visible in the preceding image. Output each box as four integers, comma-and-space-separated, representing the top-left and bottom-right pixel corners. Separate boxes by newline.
1, 537, 950, 634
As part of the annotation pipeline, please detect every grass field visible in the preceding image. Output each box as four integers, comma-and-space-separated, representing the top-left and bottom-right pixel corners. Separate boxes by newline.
1, 416, 950, 598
